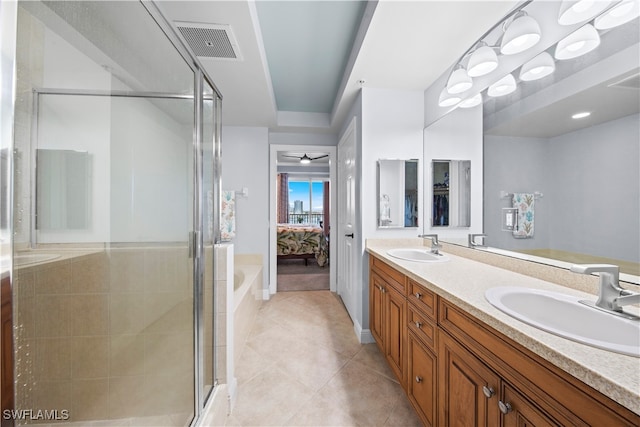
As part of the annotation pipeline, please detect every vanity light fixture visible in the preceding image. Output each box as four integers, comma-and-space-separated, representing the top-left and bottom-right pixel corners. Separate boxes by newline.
555, 24, 601, 60
572, 111, 591, 119
438, 87, 462, 107
519, 52, 556, 81
500, 12, 541, 55
488, 74, 517, 97
558, 0, 612, 25
595, 0, 640, 30
446, 66, 473, 94
459, 93, 483, 109
467, 43, 499, 77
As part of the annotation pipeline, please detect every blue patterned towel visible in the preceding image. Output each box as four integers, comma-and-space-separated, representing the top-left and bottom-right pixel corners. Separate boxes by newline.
512, 193, 534, 239
221, 190, 236, 241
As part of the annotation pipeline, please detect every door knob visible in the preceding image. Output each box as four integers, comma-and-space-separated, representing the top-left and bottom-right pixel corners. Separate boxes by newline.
345, 233, 354, 238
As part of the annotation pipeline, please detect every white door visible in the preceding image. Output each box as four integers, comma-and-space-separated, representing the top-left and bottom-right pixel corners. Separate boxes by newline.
337, 121, 357, 323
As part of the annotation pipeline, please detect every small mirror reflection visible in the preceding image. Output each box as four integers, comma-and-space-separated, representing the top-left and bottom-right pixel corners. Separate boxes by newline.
432, 160, 471, 227
377, 159, 419, 228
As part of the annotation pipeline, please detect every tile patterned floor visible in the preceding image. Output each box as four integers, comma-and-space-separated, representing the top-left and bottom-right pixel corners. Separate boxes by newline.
225, 290, 422, 426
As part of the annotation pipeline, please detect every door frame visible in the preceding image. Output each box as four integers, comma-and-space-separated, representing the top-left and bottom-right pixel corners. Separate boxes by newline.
268, 144, 337, 296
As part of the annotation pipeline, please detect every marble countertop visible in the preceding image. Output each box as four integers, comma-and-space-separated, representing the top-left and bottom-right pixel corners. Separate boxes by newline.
366, 240, 640, 416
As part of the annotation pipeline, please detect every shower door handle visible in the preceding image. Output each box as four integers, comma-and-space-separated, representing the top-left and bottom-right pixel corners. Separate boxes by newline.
188, 231, 196, 259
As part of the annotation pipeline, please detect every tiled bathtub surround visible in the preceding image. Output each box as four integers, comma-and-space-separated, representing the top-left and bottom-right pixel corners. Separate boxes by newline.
13, 245, 194, 424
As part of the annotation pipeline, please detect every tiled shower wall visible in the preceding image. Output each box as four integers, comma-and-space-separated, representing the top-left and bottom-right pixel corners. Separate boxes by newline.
13, 246, 195, 423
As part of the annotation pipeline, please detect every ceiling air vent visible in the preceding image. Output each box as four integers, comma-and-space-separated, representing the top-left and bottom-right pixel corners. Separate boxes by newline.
608, 72, 640, 91
175, 22, 241, 60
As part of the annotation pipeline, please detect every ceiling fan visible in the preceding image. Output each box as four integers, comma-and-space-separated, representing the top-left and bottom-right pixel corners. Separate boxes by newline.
282, 153, 329, 164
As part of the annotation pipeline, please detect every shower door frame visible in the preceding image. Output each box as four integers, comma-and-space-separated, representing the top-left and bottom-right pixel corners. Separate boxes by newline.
8, 1, 223, 425
130, 3, 225, 422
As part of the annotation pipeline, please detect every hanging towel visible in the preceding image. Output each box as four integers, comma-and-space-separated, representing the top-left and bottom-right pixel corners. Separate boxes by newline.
512, 193, 534, 239
221, 190, 236, 241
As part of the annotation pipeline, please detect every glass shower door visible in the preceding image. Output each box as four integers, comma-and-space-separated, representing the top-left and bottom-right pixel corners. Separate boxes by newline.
15, 91, 198, 425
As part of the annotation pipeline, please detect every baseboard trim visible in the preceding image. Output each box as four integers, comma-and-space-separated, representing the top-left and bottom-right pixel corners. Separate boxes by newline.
360, 328, 375, 344
262, 289, 271, 300
353, 320, 375, 344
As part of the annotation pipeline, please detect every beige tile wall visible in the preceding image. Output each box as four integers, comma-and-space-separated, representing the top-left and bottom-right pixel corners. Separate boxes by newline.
13, 247, 196, 424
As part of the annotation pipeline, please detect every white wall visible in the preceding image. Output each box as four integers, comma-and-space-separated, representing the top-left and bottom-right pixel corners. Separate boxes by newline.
484, 114, 639, 263
269, 131, 337, 146
361, 88, 425, 238
350, 88, 424, 341
484, 135, 551, 250
221, 126, 270, 286
110, 98, 191, 242
550, 114, 639, 262
423, 105, 483, 238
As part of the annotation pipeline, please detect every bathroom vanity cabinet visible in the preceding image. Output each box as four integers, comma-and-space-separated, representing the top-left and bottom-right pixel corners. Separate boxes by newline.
370, 256, 407, 389
1, 274, 13, 426
368, 256, 640, 427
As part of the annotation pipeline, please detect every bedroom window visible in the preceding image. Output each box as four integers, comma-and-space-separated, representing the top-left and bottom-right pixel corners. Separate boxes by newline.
289, 179, 324, 225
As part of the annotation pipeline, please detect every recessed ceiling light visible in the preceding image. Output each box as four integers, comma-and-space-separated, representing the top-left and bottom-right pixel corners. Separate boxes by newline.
572, 111, 591, 119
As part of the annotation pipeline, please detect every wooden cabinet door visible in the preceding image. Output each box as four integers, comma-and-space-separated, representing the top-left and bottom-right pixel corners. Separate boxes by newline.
408, 331, 437, 426
1, 275, 14, 427
385, 285, 406, 388
370, 272, 385, 350
438, 330, 500, 427
500, 383, 558, 427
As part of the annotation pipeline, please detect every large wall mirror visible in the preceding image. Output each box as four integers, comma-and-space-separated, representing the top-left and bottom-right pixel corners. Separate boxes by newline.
432, 2, 639, 283
377, 159, 419, 228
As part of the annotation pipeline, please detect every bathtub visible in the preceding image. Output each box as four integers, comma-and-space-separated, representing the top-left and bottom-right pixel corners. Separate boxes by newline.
232, 261, 263, 366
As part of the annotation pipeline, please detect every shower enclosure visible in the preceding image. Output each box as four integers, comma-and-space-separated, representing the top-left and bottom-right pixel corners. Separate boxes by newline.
2, 1, 222, 425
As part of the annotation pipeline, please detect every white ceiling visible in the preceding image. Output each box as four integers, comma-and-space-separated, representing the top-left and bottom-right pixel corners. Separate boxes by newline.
156, 0, 518, 134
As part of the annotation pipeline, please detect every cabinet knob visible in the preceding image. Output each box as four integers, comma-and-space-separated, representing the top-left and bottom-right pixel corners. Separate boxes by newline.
415, 292, 422, 299
415, 376, 423, 383
414, 321, 422, 329
482, 386, 495, 398
498, 400, 513, 414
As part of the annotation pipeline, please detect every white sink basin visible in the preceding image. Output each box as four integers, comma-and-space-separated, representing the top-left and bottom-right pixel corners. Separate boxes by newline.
485, 287, 640, 357
387, 248, 449, 263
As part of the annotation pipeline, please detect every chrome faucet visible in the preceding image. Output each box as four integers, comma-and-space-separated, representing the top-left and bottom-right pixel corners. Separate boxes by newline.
570, 264, 640, 318
418, 234, 441, 255
468, 233, 487, 248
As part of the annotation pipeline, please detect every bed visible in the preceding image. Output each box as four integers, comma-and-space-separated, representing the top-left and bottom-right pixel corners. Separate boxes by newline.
277, 224, 328, 266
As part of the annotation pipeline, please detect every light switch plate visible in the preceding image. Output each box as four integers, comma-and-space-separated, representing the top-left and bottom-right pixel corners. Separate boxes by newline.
502, 208, 518, 231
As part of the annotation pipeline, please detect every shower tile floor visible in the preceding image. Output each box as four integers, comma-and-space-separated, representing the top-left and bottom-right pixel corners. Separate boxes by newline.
218, 290, 422, 426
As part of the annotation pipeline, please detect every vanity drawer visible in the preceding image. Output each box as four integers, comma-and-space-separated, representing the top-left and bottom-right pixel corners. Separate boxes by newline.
407, 304, 436, 352
371, 256, 406, 294
408, 279, 436, 320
